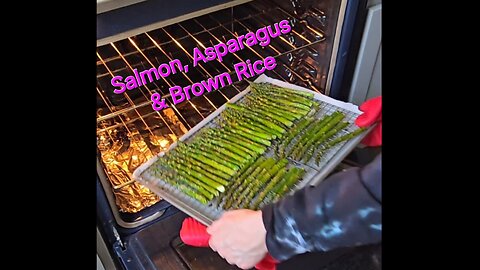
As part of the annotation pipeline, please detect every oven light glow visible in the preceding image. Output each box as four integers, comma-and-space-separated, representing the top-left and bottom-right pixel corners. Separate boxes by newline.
159, 139, 169, 148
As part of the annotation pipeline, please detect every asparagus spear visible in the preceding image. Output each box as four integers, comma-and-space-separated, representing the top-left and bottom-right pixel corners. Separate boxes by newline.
201, 132, 258, 157
264, 167, 305, 204
221, 114, 277, 139
250, 83, 314, 105
176, 184, 209, 204
290, 113, 344, 160
223, 165, 267, 209
276, 117, 315, 156
251, 166, 288, 209
231, 167, 269, 208
206, 129, 266, 154
175, 144, 237, 175
243, 104, 294, 127
225, 105, 286, 134
219, 157, 266, 204
245, 96, 303, 120
188, 142, 244, 168
306, 102, 321, 118
164, 155, 230, 186
285, 118, 324, 158
222, 110, 283, 138
169, 151, 231, 180
155, 160, 220, 197
300, 121, 349, 162
224, 158, 276, 209
223, 108, 285, 137
181, 142, 241, 170
315, 128, 366, 164
195, 138, 252, 162
245, 90, 311, 111
227, 103, 291, 130
230, 158, 277, 209
250, 82, 314, 99
271, 168, 306, 201
164, 159, 226, 192
152, 168, 211, 203
239, 159, 289, 208
223, 126, 271, 146
150, 165, 214, 200
220, 121, 274, 140
290, 112, 344, 160
326, 127, 366, 147
245, 94, 309, 116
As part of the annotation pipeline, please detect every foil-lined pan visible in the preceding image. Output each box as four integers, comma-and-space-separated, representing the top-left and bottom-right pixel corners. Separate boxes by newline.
97, 107, 187, 213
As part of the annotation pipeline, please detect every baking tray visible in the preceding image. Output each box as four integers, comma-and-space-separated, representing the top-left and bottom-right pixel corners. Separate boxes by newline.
133, 74, 370, 226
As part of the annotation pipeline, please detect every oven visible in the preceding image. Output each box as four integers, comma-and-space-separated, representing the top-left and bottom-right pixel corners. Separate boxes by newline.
96, 0, 382, 269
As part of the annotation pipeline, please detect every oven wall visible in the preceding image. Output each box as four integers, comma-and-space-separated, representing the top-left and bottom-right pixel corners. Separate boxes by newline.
97, 0, 148, 14
348, 2, 382, 105
97, 0, 253, 46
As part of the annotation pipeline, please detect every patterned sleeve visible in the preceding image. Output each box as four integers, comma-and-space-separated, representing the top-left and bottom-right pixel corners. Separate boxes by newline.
262, 154, 382, 261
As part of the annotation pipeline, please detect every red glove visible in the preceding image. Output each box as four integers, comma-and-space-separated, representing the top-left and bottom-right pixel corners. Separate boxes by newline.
354, 96, 382, 147
179, 217, 210, 247
180, 217, 277, 270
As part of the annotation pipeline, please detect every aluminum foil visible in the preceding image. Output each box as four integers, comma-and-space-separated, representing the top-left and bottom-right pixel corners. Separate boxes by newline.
97, 107, 186, 213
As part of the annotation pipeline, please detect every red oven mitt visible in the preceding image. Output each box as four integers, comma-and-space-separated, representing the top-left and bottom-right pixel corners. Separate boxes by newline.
180, 217, 278, 270
354, 96, 382, 147
179, 217, 211, 247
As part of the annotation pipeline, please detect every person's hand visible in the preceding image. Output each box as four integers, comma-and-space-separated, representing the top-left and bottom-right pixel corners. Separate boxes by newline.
355, 96, 382, 146
207, 209, 268, 269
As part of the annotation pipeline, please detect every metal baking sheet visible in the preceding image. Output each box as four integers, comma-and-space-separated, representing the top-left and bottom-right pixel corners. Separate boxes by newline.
133, 74, 370, 226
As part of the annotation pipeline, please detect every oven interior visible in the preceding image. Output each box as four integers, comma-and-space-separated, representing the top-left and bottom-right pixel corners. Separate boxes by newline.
97, 0, 381, 269
96, 0, 344, 229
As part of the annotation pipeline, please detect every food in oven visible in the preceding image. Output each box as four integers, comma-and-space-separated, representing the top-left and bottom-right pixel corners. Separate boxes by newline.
97, 0, 339, 217
97, 107, 187, 213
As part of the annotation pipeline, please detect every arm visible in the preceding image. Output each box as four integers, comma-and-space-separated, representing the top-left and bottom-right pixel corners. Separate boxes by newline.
262, 154, 382, 261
